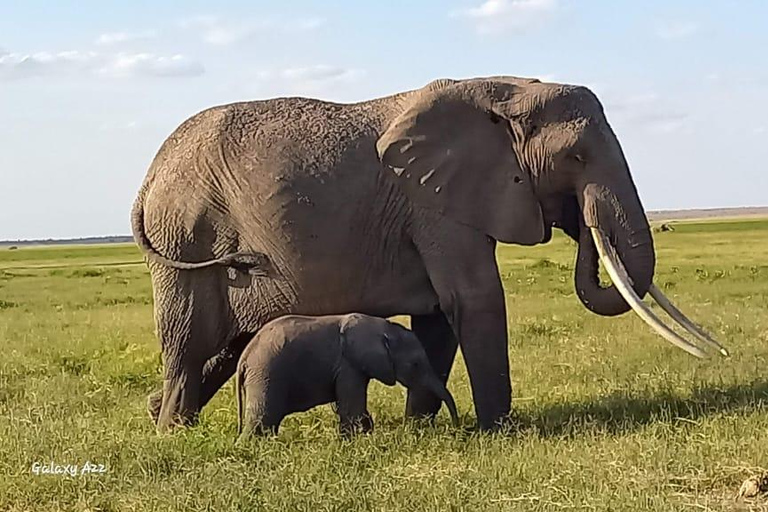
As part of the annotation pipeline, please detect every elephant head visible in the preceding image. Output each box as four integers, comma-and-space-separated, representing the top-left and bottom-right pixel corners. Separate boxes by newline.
340, 315, 460, 425
377, 77, 728, 359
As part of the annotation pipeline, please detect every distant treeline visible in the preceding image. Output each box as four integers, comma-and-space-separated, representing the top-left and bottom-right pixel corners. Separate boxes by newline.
0, 236, 134, 247
3, 205, 767, 248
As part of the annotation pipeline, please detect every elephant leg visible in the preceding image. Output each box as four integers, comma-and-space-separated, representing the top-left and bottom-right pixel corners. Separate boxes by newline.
411, 212, 511, 431
258, 411, 283, 436
157, 335, 252, 431
336, 369, 373, 437
147, 333, 257, 426
450, 295, 510, 431
152, 270, 230, 432
244, 421, 280, 438
147, 388, 163, 424
405, 310, 458, 420
156, 346, 205, 432
339, 413, 373, 438
198, 332, 255, 409
241, 409, 282, 440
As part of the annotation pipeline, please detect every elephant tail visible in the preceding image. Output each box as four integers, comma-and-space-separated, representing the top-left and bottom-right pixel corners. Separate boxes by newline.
130, 184, 270, 276
236, 362, 245, 436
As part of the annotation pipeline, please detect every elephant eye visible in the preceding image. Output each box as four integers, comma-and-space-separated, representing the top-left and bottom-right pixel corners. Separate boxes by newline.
573, 153, 586, 164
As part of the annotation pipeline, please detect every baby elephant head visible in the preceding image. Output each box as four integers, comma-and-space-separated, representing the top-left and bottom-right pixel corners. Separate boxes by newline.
339, 314, 459, 426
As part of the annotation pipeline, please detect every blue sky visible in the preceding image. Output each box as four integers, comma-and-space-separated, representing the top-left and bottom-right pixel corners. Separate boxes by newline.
1, 0, 766, 239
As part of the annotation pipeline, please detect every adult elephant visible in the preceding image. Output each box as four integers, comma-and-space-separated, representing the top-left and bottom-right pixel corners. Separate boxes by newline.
132, 76, 728, 432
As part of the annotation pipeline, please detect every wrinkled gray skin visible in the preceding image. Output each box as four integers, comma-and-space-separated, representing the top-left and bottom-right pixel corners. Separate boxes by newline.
235, 313, 460, 440
135, 76, 654, 432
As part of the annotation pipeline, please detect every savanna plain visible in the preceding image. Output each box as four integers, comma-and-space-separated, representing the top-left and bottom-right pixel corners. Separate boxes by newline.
1, 219, 767, 511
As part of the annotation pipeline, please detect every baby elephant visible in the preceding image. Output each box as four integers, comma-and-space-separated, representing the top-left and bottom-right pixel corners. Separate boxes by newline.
236, 313, 459, 439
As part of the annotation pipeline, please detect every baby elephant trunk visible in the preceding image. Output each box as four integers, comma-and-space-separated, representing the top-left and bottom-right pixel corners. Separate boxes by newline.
423, 376, 460, 427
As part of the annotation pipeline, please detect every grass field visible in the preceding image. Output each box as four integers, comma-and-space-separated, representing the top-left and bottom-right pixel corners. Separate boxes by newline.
1, 220, 767, 511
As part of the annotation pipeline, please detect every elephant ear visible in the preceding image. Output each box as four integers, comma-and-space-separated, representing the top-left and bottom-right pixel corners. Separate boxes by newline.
339, 314, 396, 386
376, 82, 545, 245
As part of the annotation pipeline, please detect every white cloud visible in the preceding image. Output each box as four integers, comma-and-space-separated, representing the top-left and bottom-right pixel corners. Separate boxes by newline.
607, 92, 660, 112
0, 48, 204, 80
99, 53, 204, 78
604, 91, 689, 133
655, 21, 699, 40
635, 112, 689, 133
453, 0, 559, 34
188, 17, 270, 46
252, 65, 365, 97
179, 14, 325, 45
0, 50, 99, 80
753, 126, 766, 135
99, 120, 140, 132
96, 30, 157, 45
291, 18, 325, 31
279, 65, 363, 83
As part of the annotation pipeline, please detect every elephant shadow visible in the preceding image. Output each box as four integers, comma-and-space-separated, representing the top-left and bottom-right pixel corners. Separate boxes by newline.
513, 380, 768, 439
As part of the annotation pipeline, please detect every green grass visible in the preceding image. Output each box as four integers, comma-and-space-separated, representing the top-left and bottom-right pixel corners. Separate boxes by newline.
1, 222, 767, 511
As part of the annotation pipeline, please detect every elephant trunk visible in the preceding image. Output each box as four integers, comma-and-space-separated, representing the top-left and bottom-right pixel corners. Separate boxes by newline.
423, 376, 460, 427
565, 157, 729, 359
574, 180, 655, 317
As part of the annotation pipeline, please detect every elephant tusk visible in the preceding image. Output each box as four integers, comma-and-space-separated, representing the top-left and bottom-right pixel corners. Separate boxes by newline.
647, 284, 730, 357
589, 228, 708, 359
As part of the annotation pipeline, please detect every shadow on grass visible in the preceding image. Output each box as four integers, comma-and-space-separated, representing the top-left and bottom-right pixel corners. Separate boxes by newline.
327, 381, 768, 440
138, 381, 768, 441
514, 380, 768, 438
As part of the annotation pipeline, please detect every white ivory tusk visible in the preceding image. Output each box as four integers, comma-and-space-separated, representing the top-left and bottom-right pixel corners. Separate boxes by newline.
589, 227, 708, 359
648, 284, 729, 357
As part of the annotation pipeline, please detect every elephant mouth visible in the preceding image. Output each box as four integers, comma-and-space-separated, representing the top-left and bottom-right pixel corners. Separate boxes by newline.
549, 194, 581, 241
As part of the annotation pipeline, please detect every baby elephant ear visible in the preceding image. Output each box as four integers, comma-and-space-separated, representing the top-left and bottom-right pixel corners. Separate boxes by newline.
376, 83, 545, 245
340, 314, 396, 386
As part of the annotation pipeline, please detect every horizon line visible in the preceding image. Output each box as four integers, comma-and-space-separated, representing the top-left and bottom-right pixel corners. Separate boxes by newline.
2, 205, 767, 245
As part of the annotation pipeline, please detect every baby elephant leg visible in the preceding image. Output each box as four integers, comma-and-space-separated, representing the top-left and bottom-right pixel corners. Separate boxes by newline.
338, 411, 373, 438
336, 371, 374, 438
238, 408, 282, 441
237, 379, 283, 441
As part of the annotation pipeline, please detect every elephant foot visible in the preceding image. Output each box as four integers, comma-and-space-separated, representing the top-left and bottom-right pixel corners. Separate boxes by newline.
156, 411, 200, 434
236, 427, 275, 445
149, 393, 200, 433
339, 413, 373, 438
146, 389, 163, 425
476, 412, 521, 434
154, 375, 203, 433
